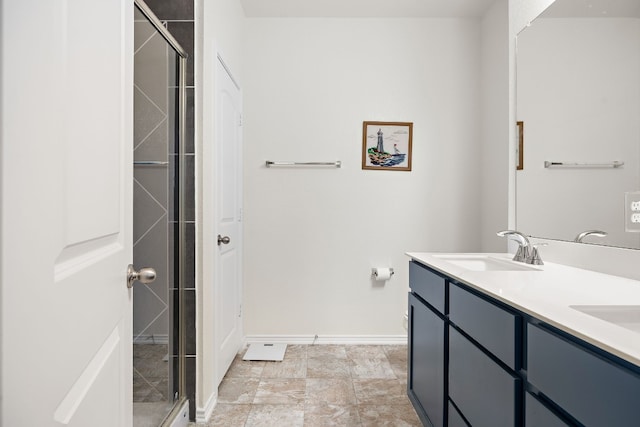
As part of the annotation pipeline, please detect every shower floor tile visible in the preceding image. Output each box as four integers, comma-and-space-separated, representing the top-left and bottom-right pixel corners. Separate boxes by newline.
133, 344, 170, 403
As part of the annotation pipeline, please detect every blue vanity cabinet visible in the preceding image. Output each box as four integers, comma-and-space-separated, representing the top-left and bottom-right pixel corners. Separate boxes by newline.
449, 327, 520, 427
448, 283, 521, 427
524, 392, 569, 427
449, 283, 519, 370
408, 261, 447, 427
408, 257, 640, 427
527, 323, 640, 426
447, 402, 468, 427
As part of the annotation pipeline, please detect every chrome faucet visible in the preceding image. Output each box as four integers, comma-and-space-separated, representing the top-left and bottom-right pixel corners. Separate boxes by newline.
497, 230, 546, 265
574, 230, 607, 243
497, 230, 531, 263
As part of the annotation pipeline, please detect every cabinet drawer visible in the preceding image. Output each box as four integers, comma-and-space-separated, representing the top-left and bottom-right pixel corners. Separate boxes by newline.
528, 323, 640, 426
449, 327, 520, 427
449, 283, 518, 369
408, 293, 445, 427
409, 261, 446, 314
525, 392, 569, 427
448, 402, 469, 427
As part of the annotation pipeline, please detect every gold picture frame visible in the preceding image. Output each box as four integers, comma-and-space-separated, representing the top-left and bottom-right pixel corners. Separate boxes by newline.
362, 121, 413, 171
517, 121, 524, 170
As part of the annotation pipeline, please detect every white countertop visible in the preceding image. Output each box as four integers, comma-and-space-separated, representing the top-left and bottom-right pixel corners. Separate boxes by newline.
407, 252, 640, 367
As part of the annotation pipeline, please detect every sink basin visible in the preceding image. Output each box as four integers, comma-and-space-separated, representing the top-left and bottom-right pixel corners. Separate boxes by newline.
570, 305, 640, 334
432, 254, 539, 272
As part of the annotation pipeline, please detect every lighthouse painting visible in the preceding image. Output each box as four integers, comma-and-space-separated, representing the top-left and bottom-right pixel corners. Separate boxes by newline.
362, 121, 413, 171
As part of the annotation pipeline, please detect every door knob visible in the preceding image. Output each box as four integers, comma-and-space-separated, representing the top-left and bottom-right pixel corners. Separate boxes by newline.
127, 264, 157, 288
217, 234, 230, 246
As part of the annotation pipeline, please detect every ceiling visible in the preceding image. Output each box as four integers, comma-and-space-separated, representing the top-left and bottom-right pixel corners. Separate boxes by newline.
240, 0, 499, 18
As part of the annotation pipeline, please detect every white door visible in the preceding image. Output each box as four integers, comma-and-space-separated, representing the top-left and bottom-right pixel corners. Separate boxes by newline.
215, 56, 244, 384
1, 1, 134, 426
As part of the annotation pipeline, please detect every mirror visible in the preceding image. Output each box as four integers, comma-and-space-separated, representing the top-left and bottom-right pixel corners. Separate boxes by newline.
516, 0, 640, 249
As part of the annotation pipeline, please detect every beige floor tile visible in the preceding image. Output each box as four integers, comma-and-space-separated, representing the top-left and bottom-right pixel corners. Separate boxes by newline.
388, 358, 408, 383
304, 403, 362, 426
261, 358, 307, 378
225, 356, 266, 378
253, 378, 306, 404
205, 403, 251, 427
307, 345, 348, 359
358, 404, 422, 426
349, 358, 396, 379
245, 404, 305, 427
353, 379, 408, 405
305, 378, 357, 405
345, 345, 387, 359
218, 377, 261, 404
203, 345, 412, 426
384, 345, 408, 363
285, 344, 308, 359
307, 356, 351, 378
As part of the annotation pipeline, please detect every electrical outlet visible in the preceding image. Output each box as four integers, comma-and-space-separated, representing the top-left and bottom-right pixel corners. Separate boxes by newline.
626, 192, 640, 232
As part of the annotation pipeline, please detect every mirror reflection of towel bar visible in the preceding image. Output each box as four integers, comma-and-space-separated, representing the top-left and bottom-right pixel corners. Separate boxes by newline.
134, 161, 169, 166
544, 161, 624, 169
265, 160, 341, 168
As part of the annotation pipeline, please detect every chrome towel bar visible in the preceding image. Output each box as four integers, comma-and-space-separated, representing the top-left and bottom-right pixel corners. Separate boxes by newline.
544, 161, 624, 169
265, 160, 341, 168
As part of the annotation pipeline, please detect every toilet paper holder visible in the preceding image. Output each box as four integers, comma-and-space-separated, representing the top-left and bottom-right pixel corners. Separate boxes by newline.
371, 268, 394, 280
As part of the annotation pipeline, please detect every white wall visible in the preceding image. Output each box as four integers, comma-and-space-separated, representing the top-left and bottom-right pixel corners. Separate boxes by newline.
242, 18, 483, 338
480, 0, 510, 251
517, 18, 640, 249
197, 0, 245, 419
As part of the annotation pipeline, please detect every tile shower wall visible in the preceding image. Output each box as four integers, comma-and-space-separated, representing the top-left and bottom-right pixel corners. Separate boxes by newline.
142, 0, 196, 420
133, 9, 171, 343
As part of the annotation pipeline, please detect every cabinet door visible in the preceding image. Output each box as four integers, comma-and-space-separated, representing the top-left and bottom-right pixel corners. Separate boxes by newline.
528, 323, 640, 426
449, 327, 520, 427
448, 402, 469, 427
408, 292, 445, 427
525, 392, 569, 427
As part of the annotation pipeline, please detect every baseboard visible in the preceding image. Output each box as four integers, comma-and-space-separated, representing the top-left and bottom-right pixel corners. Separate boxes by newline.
244, 335, 408, 345
133, 334, 169, 345
195, 393, 217, 423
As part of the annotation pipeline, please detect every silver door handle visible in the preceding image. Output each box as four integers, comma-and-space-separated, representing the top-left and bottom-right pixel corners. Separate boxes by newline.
127, 264, 157, 288
217, 235, 230, 246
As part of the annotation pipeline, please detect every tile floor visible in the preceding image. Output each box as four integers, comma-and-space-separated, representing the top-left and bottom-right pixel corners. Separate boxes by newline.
192, 344, 420, 427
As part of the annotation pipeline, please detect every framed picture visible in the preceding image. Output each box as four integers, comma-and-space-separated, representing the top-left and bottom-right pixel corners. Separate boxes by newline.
362, 121, 413, 171
517, 121, 524, 170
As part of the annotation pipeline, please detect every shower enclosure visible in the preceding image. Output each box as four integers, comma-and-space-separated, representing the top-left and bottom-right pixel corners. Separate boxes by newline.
133, 1, 187, 425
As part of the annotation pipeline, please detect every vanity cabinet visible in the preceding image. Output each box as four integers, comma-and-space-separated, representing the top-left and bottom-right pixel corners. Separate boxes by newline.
527, 323, 640, 426
408, 258, 640, 427
408, 261, 446, 427
524, 392, 569, 427
449, 327, 519, 427
448, 282, 521, 427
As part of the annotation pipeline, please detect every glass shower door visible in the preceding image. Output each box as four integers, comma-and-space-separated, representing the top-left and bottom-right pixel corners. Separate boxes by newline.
133, 1, 187, 425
